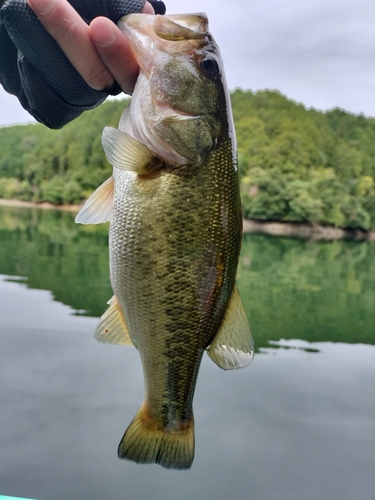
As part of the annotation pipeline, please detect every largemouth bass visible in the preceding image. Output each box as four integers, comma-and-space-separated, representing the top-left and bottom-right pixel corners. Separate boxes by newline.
76, 12, 254, 470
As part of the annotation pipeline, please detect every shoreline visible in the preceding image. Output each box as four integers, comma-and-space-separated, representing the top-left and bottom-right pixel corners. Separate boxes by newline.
1, 198, 374, 241
242, 219, 375, 241
0, 198, 79, 212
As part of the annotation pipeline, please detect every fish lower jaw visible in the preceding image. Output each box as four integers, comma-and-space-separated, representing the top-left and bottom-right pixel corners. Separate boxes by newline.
152, 97, 197, 119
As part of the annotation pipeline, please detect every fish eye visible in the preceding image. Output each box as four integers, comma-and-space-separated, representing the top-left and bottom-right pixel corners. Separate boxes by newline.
199, 57, 220, 80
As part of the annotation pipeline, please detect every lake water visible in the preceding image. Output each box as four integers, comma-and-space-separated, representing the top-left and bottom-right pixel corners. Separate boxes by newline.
0, 206, 374, 500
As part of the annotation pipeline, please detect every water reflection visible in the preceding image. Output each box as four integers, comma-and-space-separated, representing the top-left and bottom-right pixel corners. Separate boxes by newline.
0, 206, 112, 317
238, 233, 375, 348
1, 205, 374, 349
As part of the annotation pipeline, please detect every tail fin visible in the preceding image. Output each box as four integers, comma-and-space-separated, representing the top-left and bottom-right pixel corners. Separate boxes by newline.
118, 404, 195, 470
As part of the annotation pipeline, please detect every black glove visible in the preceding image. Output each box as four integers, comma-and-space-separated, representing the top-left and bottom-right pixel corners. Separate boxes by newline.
0, 0, 166, 129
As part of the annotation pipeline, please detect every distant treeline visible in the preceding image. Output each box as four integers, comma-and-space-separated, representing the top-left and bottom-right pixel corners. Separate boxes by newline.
1, 90, 375, 230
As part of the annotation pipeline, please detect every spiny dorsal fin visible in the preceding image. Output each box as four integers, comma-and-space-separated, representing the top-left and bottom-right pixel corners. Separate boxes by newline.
206, 285, 254, 370
94, 295, 134, 347
75, 176, 114, 225
102, 127, 157, 175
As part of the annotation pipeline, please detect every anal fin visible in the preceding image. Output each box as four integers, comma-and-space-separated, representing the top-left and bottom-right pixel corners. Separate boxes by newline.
94, 295, 134, 347
207, 285, 254, 370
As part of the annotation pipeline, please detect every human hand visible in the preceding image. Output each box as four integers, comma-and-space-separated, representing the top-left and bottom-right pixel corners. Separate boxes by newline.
89, 0, 165, 93
26, 0, 164, 95
0, 0, 166, 128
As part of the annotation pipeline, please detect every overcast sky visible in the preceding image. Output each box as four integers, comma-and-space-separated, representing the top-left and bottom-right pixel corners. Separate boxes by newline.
0, 0, 374, 127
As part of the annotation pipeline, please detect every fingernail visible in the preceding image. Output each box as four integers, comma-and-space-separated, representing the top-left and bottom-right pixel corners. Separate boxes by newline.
27, 0, 56, 15
92, 19, 117, 48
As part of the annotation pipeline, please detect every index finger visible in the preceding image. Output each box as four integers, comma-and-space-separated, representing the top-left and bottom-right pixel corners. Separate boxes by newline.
27, 0, 114, 90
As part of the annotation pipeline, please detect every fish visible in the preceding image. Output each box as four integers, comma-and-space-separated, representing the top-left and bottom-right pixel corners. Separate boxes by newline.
75, 12, 254, 470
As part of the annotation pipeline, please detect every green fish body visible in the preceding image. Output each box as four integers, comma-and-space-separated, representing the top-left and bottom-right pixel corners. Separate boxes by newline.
76, 13, 253, 470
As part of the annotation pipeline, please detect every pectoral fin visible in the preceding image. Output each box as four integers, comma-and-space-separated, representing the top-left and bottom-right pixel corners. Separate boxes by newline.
94, 295, 134, 347
207, 286, 254, 370
102, 127, 159, 175
75, 176, 114, 224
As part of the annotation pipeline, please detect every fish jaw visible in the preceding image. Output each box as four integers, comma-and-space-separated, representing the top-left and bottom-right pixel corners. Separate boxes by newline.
118, 13, 221, 116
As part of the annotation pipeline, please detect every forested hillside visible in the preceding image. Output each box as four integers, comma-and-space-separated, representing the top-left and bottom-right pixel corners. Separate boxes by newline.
1, 90, 375, 230
0, 99, 122, 205
233, 91, 375, 231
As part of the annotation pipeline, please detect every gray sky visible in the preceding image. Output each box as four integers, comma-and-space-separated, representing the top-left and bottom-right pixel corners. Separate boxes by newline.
0, 0, 374, 127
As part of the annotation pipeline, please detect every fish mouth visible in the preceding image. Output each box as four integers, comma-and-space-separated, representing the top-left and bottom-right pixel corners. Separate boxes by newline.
119, 13, 209, 45
152, 14, 208, 42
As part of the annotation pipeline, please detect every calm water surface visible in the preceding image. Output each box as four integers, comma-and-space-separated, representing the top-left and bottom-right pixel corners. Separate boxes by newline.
0, 206, 374, 500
